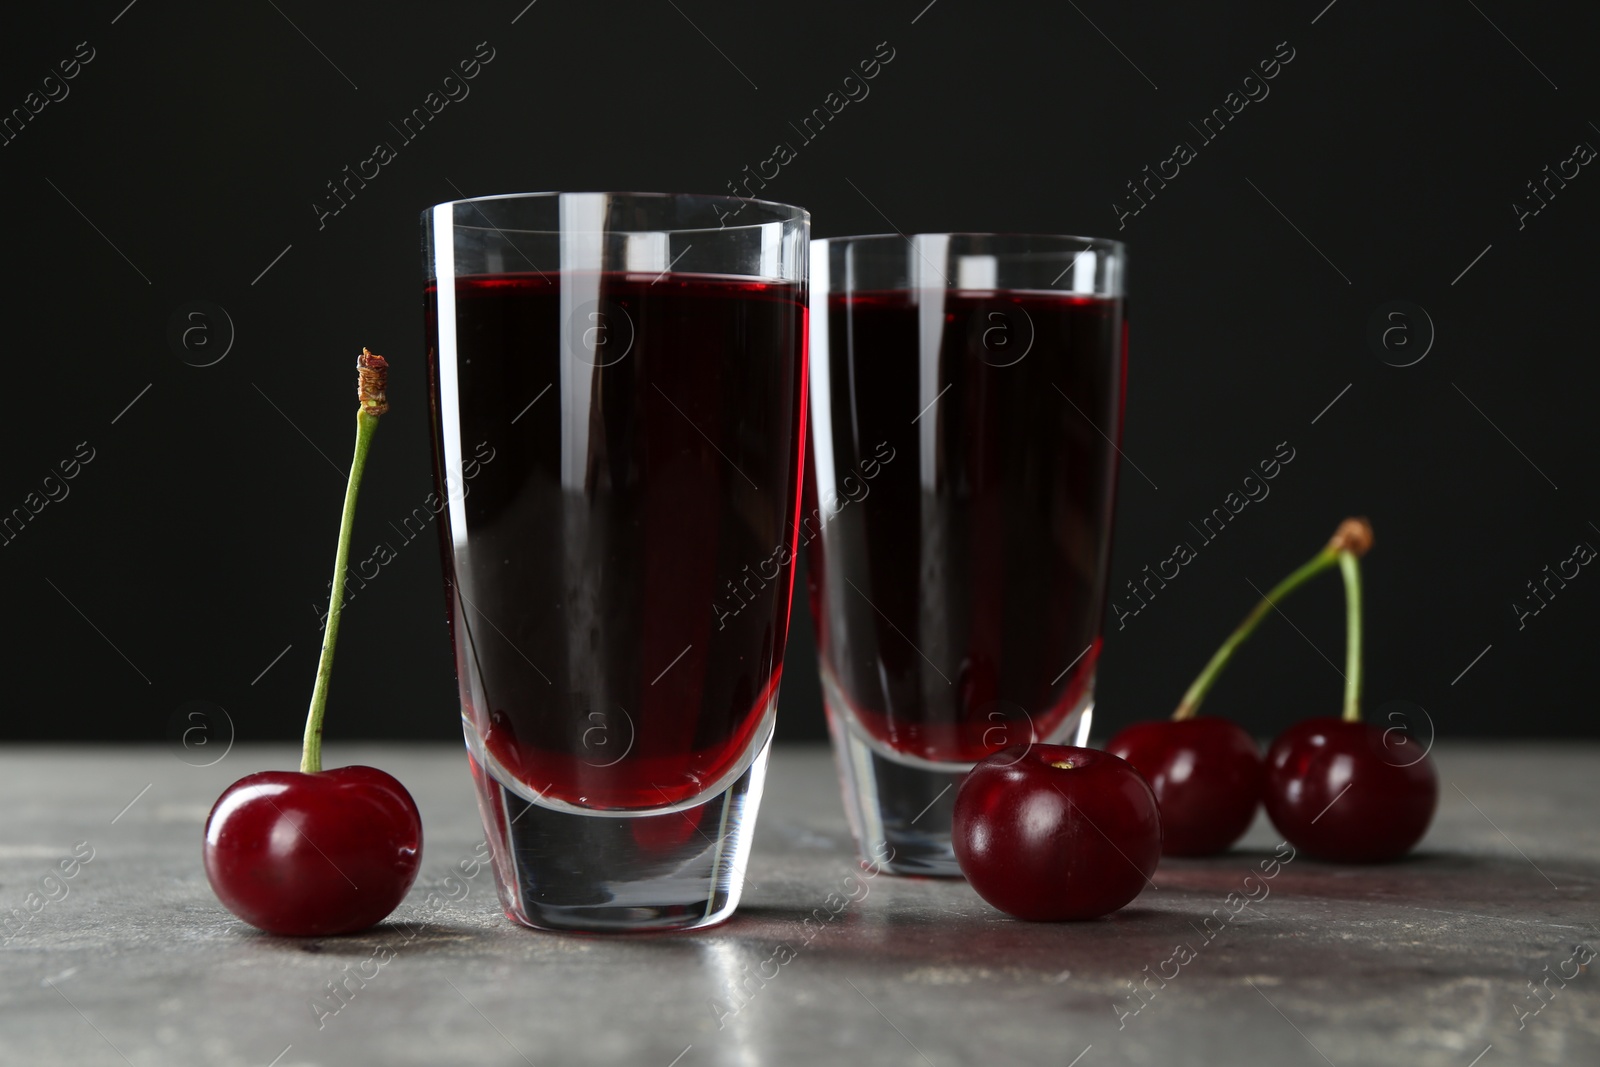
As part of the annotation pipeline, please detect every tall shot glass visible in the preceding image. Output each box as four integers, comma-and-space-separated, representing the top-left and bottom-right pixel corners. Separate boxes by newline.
425, 192, 809, 931
806, 233, 1127, 875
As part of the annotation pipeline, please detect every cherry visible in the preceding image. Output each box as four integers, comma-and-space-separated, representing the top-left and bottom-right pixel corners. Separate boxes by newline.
1261, 519, 1438, 861
1105, 718, 1262, 856
1264, 718, 1437, 862
204, 766, 422, 935
203, 351, 425, 935
952, 744, 1160, 921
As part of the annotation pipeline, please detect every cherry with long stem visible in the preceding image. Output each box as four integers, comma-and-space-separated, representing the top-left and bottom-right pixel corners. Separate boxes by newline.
1263, 522, 1439, 862
204, 350, 424, 936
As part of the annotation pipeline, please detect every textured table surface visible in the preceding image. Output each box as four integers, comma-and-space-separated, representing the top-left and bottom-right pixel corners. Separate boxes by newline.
1, 742, 1596, 1067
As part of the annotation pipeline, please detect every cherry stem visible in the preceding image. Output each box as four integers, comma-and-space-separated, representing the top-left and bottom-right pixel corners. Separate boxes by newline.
1171, 517, 1372, 722
1339, 549, 1363, 723
302, 350, 388, 774
1171, 545, 1338, 720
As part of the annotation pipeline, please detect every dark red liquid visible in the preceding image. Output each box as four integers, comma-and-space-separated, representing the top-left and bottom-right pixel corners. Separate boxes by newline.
427, 272, 807, 810
806, 289, 1124, 763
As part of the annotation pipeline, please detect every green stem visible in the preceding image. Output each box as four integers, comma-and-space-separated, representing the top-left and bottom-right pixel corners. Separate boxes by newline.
1172, 544, 1340, 720
1339, 550, 1363, 722
301, 408, 380, 773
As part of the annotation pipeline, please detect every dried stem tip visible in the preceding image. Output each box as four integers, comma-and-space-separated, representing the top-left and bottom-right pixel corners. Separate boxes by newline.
357, 348, 389, 416
1328, 517, 1374, 557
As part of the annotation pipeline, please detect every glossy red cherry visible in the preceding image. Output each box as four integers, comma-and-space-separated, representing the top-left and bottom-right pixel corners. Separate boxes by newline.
203, 353, 423, 935
204, 765, 422, 936
952, 744, 1160, 920
1105, 717, 1263, 856
1263, 717, 1437, 862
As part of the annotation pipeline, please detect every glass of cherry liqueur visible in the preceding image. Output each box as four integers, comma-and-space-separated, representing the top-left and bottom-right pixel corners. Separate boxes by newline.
806, 233, 1128, 874
424, 193, 809, 931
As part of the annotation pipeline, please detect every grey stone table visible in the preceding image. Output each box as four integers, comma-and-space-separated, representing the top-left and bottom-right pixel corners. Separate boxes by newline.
1, 743, 1596, 1067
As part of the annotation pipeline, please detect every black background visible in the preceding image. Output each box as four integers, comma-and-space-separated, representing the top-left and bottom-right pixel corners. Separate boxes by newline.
2, 0, 1596, 748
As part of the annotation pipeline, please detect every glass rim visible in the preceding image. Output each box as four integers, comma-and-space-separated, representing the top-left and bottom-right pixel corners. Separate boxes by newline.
424, 190, 810, 233
812, 231, 1125, 255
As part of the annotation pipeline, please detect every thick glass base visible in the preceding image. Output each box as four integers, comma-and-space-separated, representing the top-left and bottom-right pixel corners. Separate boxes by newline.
465, 735, 772, 933
824, 686, 1094, 877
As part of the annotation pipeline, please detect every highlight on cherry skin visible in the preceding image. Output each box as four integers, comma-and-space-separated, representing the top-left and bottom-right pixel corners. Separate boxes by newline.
952, 744, 1161, 921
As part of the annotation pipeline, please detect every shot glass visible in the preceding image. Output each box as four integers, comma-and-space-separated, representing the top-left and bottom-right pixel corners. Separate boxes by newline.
805, 233, 1127, 875
424, 192, 809, 931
